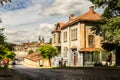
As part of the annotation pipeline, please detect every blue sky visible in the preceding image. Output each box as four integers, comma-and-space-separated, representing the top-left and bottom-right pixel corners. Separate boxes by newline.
0, 0, 103, 44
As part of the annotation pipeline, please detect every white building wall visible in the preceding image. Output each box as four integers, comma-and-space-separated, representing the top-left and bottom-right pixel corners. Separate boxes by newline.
61, 27, 70, 66
61, 23, 84, 67
69, 23, 83, 66
14, 51, 28, 58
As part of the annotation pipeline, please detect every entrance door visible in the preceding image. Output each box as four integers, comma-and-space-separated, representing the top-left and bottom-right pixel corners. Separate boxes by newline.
74, 53, 76, 66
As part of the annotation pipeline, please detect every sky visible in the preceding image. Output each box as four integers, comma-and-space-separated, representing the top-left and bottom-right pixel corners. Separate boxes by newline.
0, 0, 103, 44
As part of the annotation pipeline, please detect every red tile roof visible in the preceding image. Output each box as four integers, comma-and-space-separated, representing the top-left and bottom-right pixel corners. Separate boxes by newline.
58, 22, 65, 27
61, 6, 101, 29
24, 52, 41, 62
52, 22, 65, 33
80, 48, 101, 52
23, 43, 40, 47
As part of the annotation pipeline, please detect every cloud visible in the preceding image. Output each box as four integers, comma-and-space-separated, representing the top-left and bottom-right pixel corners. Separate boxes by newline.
40, 0, 93, 16
4, 29, 29, 43
1, 4, 42, 27
4, 23, 54, 43
0, 0, 95, 44
31, 23, 54, 42
4, 30, 28, 35
2, 0, 32, 11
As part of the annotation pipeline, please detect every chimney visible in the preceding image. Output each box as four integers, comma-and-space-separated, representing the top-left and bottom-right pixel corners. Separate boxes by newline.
69, 14, 74, 21
89, 6, 94, 13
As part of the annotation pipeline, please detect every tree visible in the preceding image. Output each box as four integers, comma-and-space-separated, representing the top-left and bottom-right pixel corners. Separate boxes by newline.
0, 47, 15, 60
0, 28, 15, 64
90, 0, 120, 18
0, 0, 12, 6
90, 0, 120, 65
37, 45, 59, 66
0, 28, 6, 45
28, 49, 34, 54
90, 0, 120, 47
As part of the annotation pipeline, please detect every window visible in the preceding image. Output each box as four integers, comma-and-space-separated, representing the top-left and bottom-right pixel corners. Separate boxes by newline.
88, 35, 95, 47
71, 28, 77, 41
64, 47, 68, 57
63, 31, 67, 42
54, 34, 56, 43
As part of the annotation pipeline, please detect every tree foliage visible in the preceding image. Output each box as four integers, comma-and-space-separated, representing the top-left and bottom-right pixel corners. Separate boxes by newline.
90, 0, 120, 18
92, 17, 120, 44
0, 0, 12, 6
90, 0, 120, 51
0, 28, 6, 45
28, 49, 34, 54
37, 45, 59, 66
0, 47, 15, 60
0, 28, 15, 61
0, 0, 15, 62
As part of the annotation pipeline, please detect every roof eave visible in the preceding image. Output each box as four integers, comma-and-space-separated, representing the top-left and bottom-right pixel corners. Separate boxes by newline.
61, 19, 100, 29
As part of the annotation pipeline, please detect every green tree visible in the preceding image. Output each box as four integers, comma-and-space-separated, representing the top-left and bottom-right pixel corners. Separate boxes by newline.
0, 28, 6, 45
90, 0, 120, 48
37, 45, 59, 66
90, 0, 120, 18
0, 0, 12, 6
28, 49, 34, 54
0, 28, 15, 63
90, 0, 120, 65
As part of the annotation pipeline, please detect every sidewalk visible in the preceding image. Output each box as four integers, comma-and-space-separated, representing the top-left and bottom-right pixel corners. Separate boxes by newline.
0, 68, 22, 80
20, 61, 37, 68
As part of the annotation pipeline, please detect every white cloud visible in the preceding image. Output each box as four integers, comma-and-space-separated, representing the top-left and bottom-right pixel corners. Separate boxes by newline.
1, 4, 42, 27
4, 23, 54, 43
0, 0, 95, 44
4, 29, 29, 43
41, 0, 93, 16
32, 23, 54, 42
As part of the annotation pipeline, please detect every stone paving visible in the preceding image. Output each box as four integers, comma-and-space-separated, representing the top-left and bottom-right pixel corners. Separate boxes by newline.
15, 68, 120, 80
0, 68, 22, 80
12, 62, 120, 80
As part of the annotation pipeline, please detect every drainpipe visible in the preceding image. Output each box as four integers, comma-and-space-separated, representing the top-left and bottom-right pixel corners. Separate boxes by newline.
84, 24, 86, 48
68, 26, 71, 66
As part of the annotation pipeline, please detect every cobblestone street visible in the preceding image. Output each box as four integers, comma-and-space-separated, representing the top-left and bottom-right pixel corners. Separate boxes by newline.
0, 69, 21, 80
14, 67, 120, 80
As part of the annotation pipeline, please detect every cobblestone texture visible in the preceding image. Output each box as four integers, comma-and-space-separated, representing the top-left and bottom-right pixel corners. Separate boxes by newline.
15, 68, 120, 80
0, 69, 21, 80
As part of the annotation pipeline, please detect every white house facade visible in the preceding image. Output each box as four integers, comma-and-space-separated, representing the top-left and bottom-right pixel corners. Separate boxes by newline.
52, 6, 102, 67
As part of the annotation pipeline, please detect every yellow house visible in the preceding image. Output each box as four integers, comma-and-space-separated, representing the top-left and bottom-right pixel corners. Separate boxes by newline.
51, 22, 65, 66
52, 6, 102, 67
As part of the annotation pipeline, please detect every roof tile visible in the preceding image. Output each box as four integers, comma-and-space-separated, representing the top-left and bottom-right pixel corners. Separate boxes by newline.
61, 6, 101, 29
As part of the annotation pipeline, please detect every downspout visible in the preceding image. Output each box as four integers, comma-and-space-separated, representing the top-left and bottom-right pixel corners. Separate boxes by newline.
68, 26, 71, 66
84, 24, 86, 48
83, 23, 87, 66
